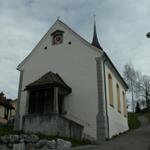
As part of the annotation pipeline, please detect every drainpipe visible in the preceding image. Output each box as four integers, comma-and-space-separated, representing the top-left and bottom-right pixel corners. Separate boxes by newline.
14, 69, 24, 130
103, 59, 110, 139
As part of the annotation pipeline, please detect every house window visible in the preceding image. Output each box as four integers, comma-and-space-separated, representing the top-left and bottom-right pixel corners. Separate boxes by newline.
116, 84, 121, 113
108, 74, 114, 107
123, 92, 127, 117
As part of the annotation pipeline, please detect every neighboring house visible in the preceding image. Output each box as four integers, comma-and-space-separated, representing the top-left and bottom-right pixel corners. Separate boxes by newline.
0, 92, 15, 123
14, 19, 128, 143
9, 99, 17, 120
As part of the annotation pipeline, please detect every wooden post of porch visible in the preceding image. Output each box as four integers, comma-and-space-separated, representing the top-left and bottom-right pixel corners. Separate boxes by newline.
25, 91, 30, 115
54, 87, 59, 113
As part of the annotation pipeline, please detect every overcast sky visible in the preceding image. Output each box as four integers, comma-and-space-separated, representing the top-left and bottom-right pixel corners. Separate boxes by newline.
1, 0, 150, 99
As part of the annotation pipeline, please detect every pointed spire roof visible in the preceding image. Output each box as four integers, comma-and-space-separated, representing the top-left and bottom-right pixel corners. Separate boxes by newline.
91, 18, 103, 50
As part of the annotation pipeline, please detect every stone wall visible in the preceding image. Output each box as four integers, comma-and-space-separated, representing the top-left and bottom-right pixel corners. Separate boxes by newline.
22, 114, 83, 140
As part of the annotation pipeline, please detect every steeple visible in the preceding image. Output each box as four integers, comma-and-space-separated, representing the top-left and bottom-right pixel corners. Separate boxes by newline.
91, 15, 103, 50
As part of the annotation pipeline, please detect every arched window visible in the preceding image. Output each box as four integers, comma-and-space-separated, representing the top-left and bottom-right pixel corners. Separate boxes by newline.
116, 84, 121, 113
123, 92, 127, 117
108, 74, 114, 107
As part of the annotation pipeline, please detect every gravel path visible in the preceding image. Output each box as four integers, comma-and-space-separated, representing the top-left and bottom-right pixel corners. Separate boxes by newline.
78, 116, 150, 150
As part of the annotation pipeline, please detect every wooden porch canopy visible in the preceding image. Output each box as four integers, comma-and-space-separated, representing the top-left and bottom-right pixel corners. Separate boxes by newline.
25, 72, 72, 114
26, 71, 72, 94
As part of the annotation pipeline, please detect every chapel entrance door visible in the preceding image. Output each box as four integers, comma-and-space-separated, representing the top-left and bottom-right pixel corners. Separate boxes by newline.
28, 88, 54, 114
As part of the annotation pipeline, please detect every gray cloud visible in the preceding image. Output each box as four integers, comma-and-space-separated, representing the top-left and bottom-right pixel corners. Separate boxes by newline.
0, 0, 150, 98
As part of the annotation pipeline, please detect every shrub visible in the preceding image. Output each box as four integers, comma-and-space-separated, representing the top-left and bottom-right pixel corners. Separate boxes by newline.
128, 113, 141, 130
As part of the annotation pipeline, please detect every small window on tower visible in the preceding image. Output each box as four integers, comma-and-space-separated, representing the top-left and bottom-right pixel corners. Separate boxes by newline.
51, 30, 64, 45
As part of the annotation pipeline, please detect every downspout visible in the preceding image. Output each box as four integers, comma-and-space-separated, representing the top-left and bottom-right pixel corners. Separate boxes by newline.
14, 69, 24, 130
103, 59, 110, 139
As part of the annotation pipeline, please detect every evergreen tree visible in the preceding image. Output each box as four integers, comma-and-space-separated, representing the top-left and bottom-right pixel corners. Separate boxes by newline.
135, 102, 141, 113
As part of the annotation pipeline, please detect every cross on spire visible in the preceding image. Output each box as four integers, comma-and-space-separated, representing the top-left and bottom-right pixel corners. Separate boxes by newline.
93, 14, 96, 24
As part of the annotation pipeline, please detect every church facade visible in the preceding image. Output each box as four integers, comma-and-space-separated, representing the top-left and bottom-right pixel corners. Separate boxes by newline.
14, 19, 128, 143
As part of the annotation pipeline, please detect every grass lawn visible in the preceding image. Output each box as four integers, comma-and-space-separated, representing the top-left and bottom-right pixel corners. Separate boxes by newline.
128, 113, 141, 130
0, 125, 14, 136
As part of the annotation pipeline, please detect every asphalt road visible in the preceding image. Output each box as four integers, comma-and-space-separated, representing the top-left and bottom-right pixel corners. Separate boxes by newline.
77, 116, 150, 150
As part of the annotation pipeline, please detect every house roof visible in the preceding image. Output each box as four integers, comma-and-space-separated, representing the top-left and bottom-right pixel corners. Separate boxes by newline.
26, 72, 72, 93
0, 98, 14, 109
0, 92, 15, 109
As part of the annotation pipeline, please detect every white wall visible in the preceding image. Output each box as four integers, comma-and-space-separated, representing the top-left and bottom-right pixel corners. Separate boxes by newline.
105, 64, 128, 138
18, 21, 100, 140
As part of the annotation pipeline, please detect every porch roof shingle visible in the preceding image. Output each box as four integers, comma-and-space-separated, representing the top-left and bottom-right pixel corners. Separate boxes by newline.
26, 72, 72, 93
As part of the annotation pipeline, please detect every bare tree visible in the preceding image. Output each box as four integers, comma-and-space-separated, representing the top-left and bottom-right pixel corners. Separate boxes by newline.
123, 64, 138, 112
135, 75, 150, 109
123, 63, 150, 111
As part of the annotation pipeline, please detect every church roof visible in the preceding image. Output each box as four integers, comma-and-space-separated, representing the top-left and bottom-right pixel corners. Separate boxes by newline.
18, 19, 127, 90
91, 23, 103, 50
17, 19, 103, 70
90, 21, 127, 89
103, 52, 128, 89
26, 72, 72, 92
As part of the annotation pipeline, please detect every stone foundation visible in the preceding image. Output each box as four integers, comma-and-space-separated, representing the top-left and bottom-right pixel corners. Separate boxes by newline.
23, 114, 83, 140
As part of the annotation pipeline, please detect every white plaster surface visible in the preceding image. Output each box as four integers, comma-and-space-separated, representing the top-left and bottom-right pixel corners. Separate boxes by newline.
17, 20, 128, 140
105, 64, 128, 138
18, 20, 100, 139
